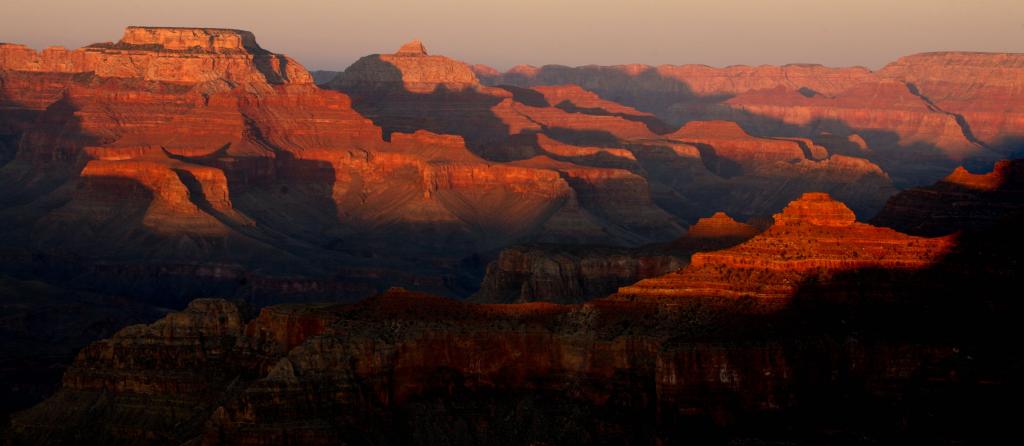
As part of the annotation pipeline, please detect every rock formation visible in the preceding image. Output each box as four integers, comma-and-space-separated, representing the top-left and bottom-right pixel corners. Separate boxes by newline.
1, 28, 694, 308
328, 39, 480, 93
478, 52, 1024, 186
13, 268, 1021, 444
872, 159, 1024, 236
3, 27, 1024, 446
878, 52, 1024, 150
473, 212, 760, 304
0, 27, 310, 85
616, 193, 954, 301
326, 40, 898, 222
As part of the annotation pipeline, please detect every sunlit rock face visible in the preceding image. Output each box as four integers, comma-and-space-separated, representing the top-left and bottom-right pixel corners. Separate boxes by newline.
1, 29, 695, 304
872, 159, 1024, 236
478, 53, 1024, 186
878, 52, 1024, 150
0, 26, 311, 85
472, 212, 761, 304
616, 193, 954, 301
329, 40, 481, 93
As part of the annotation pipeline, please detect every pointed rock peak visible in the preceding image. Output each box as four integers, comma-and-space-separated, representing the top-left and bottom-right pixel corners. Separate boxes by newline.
772, 192, 856, 227
396, 39, 428, 56
686, 211, 759, 238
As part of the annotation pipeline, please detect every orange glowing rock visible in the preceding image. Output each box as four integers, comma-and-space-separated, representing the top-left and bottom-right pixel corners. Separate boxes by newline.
615, 193, 954, 300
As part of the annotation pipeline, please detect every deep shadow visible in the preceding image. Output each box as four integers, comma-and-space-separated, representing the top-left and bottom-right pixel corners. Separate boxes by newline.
484, 64, 994, 188
251, 53, 292, 85
553, 98, 674, 134
870, 159, 1024, 236
496, 85, 549, 107
492, 64, 734, 122
328, 55, 519, 160
689, 142, 743, 178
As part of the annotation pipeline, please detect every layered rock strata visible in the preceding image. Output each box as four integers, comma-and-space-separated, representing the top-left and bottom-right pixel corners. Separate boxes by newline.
616, 193, 954, 301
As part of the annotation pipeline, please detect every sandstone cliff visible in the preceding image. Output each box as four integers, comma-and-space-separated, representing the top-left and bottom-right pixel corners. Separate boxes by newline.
472, 212, 760, 304
616, 193, 953, 301
478, 53, 1024, 186
872, 159, 1024, 236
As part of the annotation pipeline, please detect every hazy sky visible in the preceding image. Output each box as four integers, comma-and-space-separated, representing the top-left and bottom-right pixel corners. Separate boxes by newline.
2, 0, 1022, 71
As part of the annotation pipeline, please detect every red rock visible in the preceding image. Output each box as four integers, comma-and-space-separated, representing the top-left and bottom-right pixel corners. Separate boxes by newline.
879, 52, 1024, 149
11, 287, 986, 444
666, 120, 806, 165
681, 211, 759, 239
472, 211, 762, 304
616, 193, 954, 300
479, 55, 1024, 184
871, 159, 1024, 236
0, 27, 312, 85
330, 40, 480, 93
532, 133, 637, 169
713, 81, 982, 163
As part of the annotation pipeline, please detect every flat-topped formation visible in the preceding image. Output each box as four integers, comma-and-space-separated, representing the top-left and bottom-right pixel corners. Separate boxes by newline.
0, 26, 310, 85
116, 26, 263, 53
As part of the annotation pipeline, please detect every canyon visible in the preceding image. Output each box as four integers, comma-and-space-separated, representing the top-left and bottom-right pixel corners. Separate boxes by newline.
10, 187, 1023, 444
1, 24, 1023, 444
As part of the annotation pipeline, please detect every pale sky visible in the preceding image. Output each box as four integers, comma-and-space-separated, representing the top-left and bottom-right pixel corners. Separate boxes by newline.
2, 0, 1022, 71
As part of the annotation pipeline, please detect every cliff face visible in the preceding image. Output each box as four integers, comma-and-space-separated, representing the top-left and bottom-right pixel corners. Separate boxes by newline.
0, 27, 310, 85
329, 39, 480, 93
328, 40, 898, 223
616, 193, 954, 301
0, 276, 165, 425
871, 159, 1024, 236
478, 52, 1024, 186
13, 282, 1020, 445
1, 28, 697, 304
644, 120, 896, 219
472, 212, 760, 304
879, 52, 1024, 150
11, 186, 1024, 444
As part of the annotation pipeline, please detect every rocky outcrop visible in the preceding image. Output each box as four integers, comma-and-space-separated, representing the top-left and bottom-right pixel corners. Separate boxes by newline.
13, 271, 1021, 445
472, 212, 760, 304
640, 120, 896, 219
0, 276, 164, 426
470, 245, 685, 304
871, 159, 1024, 236
616, 193, 954, 301
328, 40, 480, 93
326, 41, 666, 156
879, 52, 1024, 150
0, 27, 311, 85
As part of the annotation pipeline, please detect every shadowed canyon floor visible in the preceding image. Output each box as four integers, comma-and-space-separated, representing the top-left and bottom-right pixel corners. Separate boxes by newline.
8, 187, 1023, 445
1, 25, 1023, 444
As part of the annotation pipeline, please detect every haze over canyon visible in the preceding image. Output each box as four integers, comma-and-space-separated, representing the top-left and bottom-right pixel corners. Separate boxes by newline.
0, 21, 1022, 445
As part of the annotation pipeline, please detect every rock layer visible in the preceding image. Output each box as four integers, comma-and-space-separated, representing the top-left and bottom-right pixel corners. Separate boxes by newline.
478, 53, 1024, 186
617, 193, 954, 300
871, 159, 1024, 236
473, 212, 760, 304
